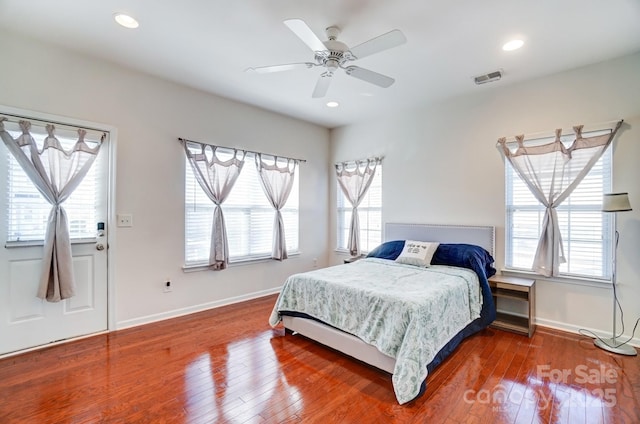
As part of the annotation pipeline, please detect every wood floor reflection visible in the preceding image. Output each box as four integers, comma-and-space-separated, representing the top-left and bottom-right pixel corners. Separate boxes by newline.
1, 294, 638, 423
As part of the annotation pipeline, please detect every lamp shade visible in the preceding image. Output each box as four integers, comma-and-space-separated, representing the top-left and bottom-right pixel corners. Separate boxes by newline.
602, 192, 632, 212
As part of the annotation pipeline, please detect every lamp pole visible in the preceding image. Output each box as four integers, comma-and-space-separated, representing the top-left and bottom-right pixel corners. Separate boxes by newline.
594, 193, 637, 356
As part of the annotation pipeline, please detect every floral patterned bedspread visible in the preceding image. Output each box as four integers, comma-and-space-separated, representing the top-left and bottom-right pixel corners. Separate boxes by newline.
269, 257, 482, 404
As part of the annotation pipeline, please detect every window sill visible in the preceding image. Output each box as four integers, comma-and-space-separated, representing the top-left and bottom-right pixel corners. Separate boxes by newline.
5, 238, 97, 248
500, 268, 612, 288
334, 248, 371, 256
183, 251, 301, 273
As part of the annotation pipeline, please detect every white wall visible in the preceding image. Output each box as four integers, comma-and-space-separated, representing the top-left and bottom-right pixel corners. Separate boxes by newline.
330, 52, 640, 345
2, 27, 639, 346
0, 30, 330, 328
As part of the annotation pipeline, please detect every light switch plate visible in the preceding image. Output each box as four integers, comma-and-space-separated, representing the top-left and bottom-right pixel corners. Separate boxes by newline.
117, 214, 133, 227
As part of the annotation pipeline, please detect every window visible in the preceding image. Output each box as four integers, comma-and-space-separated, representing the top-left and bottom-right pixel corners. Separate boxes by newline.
4, 124, 101, 243
336, 165, 382, 252
505, 132, 613, 280
184, 150, 299, 266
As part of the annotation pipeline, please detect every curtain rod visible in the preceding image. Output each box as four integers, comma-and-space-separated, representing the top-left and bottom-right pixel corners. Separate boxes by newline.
1, 113, 108, 137
497, 119, 623, 146
179, 137, 306, 163
335, 155, 384, 165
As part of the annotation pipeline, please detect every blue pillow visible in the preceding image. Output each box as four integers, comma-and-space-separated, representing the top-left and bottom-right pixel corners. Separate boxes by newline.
431, 243, 496, 278
367, 241, 496, 278
366, 240, 405, 260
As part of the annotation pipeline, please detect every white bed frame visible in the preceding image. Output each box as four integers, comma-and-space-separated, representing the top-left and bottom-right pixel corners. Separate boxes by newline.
282, 223, 495, 374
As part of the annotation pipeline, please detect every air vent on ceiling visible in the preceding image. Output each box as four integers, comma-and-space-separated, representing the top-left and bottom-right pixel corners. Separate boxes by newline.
474, 70, 502, 85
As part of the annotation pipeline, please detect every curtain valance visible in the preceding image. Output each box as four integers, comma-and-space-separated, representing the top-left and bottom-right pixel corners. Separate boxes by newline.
335, 156, 383, 173
179, 138, 306, 163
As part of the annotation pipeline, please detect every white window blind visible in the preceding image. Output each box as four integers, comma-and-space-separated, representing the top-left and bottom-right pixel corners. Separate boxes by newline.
184, 150, 299, 265
5, 126, 100, 243
505, 131, 613, 280
336, 165, 382, 253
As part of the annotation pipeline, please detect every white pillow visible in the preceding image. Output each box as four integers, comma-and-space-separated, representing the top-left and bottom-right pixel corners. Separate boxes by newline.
395, 240, 440, 267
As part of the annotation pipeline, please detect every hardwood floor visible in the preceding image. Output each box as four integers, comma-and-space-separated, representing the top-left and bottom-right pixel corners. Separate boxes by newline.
1, 294, 638, 423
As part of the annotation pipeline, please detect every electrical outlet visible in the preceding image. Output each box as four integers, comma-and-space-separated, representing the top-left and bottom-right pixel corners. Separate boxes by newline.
117, 214, 133, 227
313, 258, 318, 268
163, 280, 172, 293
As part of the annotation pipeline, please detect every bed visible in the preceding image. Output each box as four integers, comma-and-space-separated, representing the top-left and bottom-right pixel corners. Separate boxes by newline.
269, 223, 497, 404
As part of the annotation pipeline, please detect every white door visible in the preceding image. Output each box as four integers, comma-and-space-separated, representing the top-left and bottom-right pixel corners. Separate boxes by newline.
0, 114, 109, 356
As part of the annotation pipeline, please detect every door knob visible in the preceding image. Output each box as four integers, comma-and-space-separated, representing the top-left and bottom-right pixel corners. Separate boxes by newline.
96, 243, 105, 251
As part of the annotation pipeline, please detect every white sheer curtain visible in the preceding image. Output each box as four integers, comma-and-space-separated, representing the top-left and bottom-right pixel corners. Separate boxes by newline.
255, 154, 297, 260
497, 121, 622, 277
183, 141, 245, 270
0, 118, 103, 302
335, 157, 381, 256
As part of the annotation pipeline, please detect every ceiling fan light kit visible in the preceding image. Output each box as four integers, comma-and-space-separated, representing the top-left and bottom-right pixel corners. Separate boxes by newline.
248, 19, 407, 98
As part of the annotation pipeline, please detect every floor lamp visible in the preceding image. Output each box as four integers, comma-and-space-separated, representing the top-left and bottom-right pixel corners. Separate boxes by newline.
595, 192, 637, 356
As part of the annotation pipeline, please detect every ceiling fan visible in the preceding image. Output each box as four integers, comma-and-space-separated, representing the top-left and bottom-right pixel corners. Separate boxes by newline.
247, 19, 407, 98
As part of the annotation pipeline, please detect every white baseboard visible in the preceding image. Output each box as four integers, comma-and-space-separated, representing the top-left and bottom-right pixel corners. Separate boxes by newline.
0, 330, 110, 359
116, 287, 281, 330
535, 317, 640, 348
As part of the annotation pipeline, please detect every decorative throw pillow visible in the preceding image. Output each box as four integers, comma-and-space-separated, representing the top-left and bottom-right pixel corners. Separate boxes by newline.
395, 240, 440, 267
366, 240, 405, 260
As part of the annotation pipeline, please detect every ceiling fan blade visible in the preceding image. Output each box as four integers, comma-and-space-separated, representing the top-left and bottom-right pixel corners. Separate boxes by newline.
312, 75, 332, 98
246, 63, 313, 74
349, 29, 406, 60
284, 19, 327, 53
345, 66, 395, 88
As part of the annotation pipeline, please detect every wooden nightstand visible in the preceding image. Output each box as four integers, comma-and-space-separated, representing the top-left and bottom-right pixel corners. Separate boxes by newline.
488, 275, 536, 337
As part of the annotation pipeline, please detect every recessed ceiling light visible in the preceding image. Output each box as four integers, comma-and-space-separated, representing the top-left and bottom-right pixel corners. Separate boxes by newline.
114, 13, 139, 29
326, 101, 339, 108
502, 39, 524, 51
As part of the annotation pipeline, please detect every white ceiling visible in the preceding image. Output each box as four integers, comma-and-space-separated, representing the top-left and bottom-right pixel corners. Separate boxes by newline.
1, 0, 639, 128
